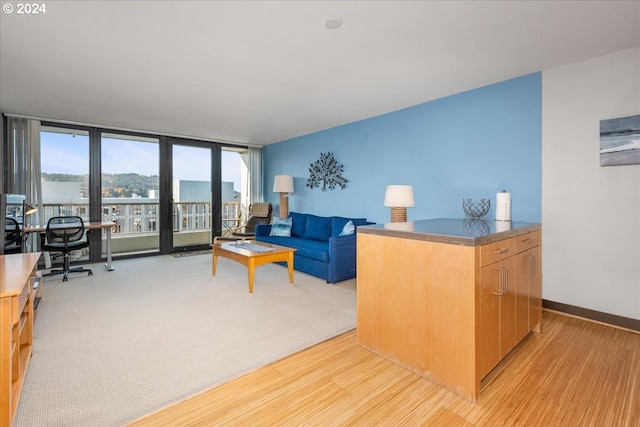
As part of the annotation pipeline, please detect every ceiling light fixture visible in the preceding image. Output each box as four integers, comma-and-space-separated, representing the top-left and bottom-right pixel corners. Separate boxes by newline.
323, 16, 343, 29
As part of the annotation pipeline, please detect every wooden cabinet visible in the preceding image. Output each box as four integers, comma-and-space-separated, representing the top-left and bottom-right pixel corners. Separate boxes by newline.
514, 231, 542, 333
357, 222, 541, 402
478, 255, 517, 378
1, 253, 40, 427
519, 243, 542, 333
477, 231, 541, 379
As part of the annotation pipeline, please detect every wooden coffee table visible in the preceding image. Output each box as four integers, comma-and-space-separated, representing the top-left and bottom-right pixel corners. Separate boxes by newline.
212, 240, 296, 293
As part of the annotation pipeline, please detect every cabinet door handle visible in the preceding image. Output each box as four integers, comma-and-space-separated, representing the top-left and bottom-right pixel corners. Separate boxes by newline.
493, 248, 510, 255
502, 266, 508, 294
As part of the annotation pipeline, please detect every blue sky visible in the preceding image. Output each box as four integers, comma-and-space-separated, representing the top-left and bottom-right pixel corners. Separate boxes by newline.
41, 131, 242, 190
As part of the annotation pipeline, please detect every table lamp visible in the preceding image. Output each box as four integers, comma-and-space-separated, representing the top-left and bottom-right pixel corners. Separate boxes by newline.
273, 175, 294, 218
384, 185, 414, 222
24, 203, 37, 216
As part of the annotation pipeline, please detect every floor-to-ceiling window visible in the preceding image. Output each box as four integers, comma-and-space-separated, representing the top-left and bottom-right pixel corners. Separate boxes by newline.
35, 121, 251, 260
40, 125, 91, 261
40, 126, 90, 218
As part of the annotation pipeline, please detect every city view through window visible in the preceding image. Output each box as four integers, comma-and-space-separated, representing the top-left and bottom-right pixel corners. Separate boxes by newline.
40, 126, 247, 256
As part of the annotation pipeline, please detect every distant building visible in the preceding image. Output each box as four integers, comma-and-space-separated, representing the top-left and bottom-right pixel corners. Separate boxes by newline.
174, 180, 208, 203
42, 181, 84, 203
173, 180, 238, 203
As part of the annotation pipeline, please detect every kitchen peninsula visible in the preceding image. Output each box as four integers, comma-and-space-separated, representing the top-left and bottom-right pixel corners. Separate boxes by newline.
356, 218, 541, 401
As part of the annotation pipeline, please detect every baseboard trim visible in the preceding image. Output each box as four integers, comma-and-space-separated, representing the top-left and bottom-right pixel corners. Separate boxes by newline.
543, 299, 640, 333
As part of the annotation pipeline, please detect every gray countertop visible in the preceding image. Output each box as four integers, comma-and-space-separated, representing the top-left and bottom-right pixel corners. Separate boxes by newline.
358, 218, 541, 246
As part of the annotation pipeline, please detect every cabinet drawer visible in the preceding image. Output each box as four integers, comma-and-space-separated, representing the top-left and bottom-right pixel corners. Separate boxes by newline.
515, 230, 541, 253
480, 238, 516, 267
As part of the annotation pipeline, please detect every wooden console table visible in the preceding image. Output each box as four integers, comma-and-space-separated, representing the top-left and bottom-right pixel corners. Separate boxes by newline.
0, 252, 40, 427
357, 219, 541, 402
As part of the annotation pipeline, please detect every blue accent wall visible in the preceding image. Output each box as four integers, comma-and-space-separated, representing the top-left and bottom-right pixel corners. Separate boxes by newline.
263, 73, 542, 224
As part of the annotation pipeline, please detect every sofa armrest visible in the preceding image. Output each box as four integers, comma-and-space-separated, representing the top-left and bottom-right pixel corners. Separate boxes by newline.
327, 234, 357, 283
330, 234, 355, 252
255, 224, 271, 237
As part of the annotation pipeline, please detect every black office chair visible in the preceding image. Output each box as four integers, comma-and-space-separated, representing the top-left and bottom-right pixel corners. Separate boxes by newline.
41, 216, 93, 281
214, 202, 272, 243
4, 217, 22, 254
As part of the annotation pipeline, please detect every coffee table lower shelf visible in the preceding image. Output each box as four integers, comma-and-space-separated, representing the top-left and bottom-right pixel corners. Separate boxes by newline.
212, 241, 296, 293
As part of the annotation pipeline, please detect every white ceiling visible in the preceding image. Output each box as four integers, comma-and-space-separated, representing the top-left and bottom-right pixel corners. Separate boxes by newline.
1, 1, 639, 146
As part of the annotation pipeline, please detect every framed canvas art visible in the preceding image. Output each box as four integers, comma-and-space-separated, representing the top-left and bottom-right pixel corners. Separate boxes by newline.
600, 114, 640, 166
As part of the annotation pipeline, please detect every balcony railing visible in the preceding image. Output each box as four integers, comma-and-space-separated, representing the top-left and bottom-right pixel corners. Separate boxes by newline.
35, 200, 243, 254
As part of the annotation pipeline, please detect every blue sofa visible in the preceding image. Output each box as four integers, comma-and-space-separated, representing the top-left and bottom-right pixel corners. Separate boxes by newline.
255, 211, 373, 283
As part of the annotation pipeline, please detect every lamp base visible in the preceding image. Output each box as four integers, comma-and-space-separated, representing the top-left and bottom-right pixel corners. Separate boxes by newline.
279, 193, 289, 218
390, 207, 407, 223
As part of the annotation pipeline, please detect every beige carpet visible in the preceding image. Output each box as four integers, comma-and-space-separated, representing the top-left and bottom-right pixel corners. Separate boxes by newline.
15, 253, 356, 427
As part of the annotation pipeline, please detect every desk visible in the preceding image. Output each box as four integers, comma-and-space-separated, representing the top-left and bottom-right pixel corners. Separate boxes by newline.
25, 221, 116, 271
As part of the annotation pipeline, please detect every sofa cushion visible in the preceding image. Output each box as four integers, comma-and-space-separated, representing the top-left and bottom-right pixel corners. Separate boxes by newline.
258, 236, 329, 262
269, 217, 292, 237
289, 211, 307, 237
291, 238, 330, 262
303, 214, 331, 242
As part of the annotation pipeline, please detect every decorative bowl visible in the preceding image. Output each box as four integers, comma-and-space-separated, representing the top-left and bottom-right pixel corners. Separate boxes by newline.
462, 198, 491, 219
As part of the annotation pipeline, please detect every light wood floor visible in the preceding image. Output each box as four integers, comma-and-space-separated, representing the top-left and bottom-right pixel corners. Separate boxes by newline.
129, 310, 640, 427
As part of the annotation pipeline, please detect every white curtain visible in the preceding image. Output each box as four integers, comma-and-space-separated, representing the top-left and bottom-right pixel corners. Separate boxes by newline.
0, 118, 4, 192
248, 146, 263, 203
6, 117, 43, 249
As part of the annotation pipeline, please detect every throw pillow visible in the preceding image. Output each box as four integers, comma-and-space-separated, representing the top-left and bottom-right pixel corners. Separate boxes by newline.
331, 216, 367, 236
339, 220, 355, 236
269, 217, 292, 237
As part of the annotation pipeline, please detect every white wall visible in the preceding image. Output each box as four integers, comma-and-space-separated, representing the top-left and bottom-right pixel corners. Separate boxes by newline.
542, 47, 640, 320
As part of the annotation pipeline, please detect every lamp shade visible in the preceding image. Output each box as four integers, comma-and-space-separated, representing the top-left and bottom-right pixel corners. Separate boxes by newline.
24, 203, 38, 216
384, 185, 415, 207
273, 175, 294, 193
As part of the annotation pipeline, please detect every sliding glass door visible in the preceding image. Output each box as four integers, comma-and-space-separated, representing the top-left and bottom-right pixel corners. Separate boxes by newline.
172, 143, 213, 251
170, 144, 251, 248
101, 132, 160, 255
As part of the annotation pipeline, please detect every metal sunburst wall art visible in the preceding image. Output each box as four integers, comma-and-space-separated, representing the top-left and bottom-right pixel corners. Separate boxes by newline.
307, 152, 349, 191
